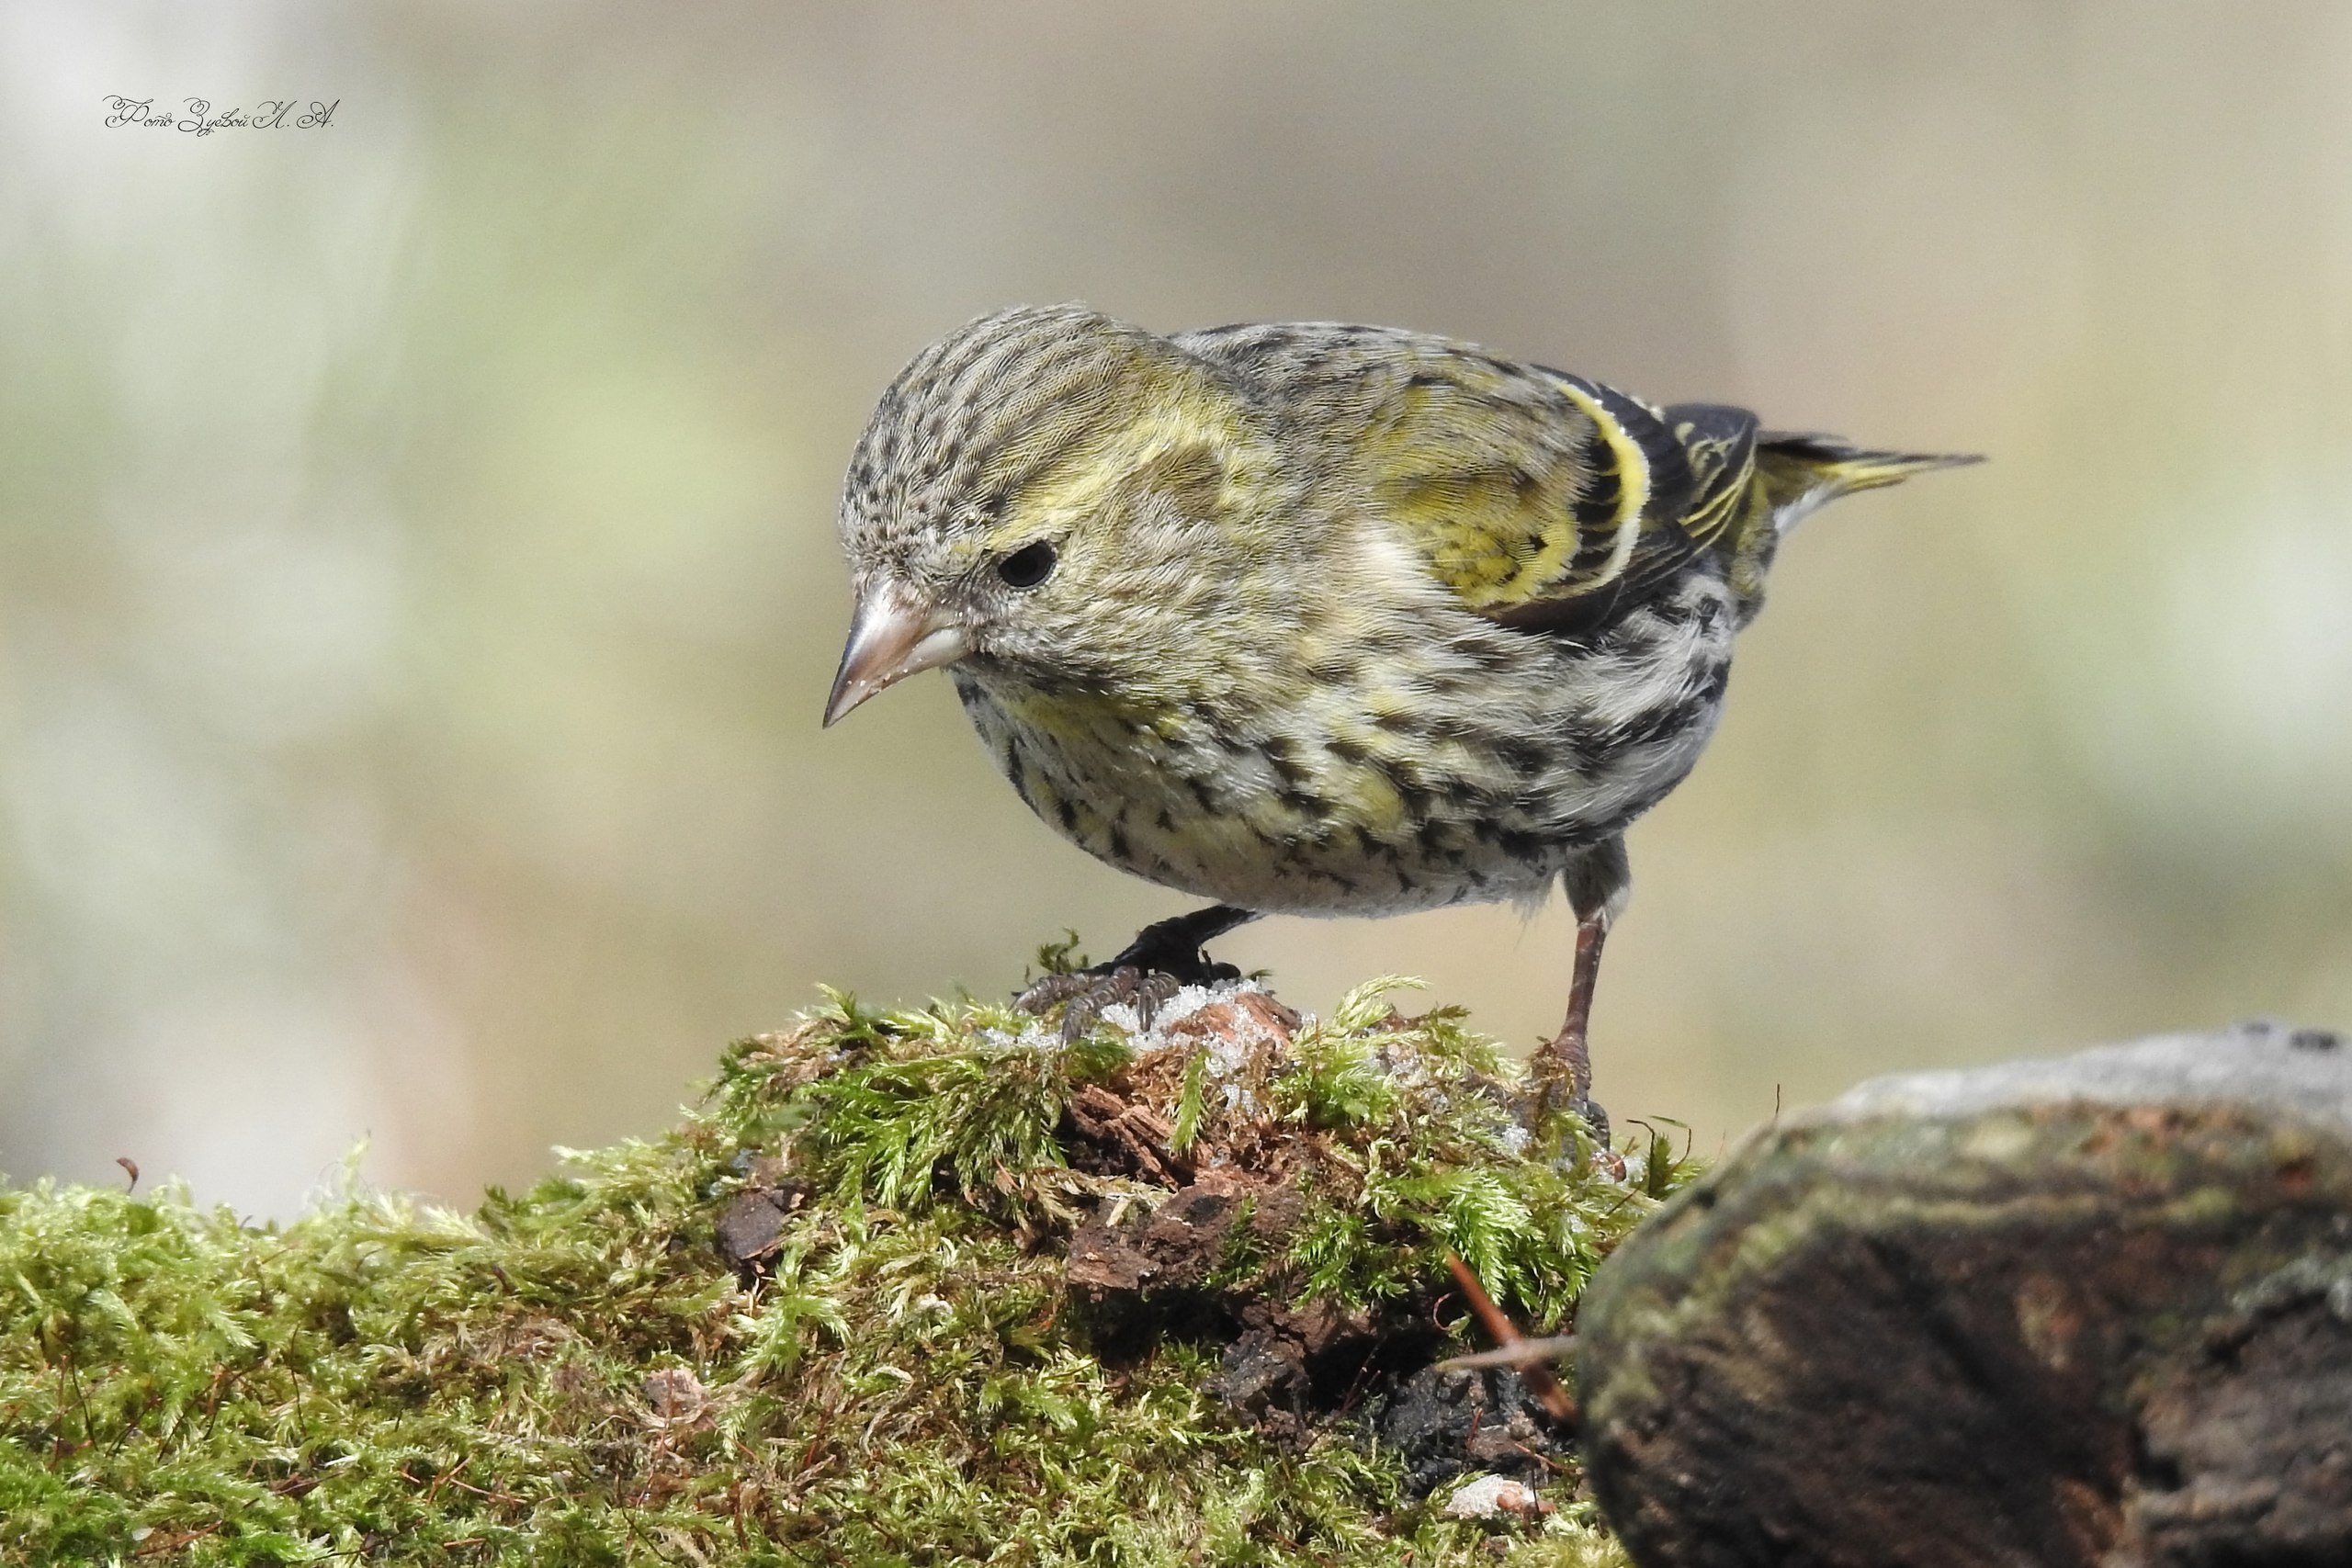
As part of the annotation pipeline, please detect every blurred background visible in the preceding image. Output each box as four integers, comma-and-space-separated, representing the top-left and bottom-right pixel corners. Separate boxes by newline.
3, 3, 2348, 1216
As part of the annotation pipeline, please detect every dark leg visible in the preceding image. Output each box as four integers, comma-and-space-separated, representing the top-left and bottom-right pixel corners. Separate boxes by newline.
1016, 904, 1262, 1038
1529, 838, 1628, 1146
1530, 909, 1611, 1135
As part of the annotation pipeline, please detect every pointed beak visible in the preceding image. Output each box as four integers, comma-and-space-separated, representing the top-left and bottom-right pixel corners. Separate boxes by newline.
823, 582, 972, 727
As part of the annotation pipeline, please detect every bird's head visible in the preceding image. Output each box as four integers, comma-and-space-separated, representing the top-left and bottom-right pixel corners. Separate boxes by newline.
825, 304, 1269, 726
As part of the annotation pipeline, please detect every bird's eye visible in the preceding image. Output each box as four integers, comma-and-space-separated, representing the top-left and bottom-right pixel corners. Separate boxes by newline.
996, 540, 1057, 589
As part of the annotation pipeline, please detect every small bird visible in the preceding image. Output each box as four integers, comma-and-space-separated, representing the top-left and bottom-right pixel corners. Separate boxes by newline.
825, 304, 1974, 1129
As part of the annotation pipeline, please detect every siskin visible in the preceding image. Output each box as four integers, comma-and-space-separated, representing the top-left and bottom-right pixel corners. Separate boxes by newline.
825, 304, 1975, 1128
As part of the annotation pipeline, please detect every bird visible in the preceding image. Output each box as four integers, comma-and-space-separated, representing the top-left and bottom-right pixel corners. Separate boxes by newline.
823, 303, 1975, 1134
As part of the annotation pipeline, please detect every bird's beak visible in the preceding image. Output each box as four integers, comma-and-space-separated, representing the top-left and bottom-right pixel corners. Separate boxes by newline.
823, 583, 972, 727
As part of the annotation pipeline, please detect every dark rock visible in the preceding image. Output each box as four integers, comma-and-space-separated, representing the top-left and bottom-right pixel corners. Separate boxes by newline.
1209, 1328, 1309, 1434
1258, 1292, 1375, 1360
1193, 1287, 1396, 1437
1377, 1363, 1571, 1497
714, 1181, 806, 1270
1577, 1021, 2352, 1568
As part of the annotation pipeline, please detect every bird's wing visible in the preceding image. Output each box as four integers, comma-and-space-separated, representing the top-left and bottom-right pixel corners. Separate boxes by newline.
1476, 389, 1761, 635
1180, 325, 1758, 635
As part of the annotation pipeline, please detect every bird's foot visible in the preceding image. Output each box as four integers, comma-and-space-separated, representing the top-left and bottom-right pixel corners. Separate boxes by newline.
1015, 907, 1254, 1041
1539, 1092, 1621, 1179
1525, 1031, 1620, 1173
1564, 1094, 1611, 1153
1017, 964, 1189, 1043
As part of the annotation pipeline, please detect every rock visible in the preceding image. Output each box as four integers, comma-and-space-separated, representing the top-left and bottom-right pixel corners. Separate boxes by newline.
1443, 1472, 1552, 1520
713, 1179, 807, 1271
1577, 1021, 2352, 1568
1208, 1329, 1309, 1428
1199, 1294, 1389, 1438
1377, 1363, 1571, 1497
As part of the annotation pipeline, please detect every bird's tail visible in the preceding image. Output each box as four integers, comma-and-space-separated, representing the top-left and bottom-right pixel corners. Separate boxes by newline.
1755, 433, 1982, 534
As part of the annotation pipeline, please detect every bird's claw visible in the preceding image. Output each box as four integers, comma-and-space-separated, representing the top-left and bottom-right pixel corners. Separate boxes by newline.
1015, 964, 1188, 1042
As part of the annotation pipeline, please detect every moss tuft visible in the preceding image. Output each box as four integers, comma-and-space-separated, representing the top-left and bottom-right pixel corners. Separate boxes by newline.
1, 964, 1688, 1565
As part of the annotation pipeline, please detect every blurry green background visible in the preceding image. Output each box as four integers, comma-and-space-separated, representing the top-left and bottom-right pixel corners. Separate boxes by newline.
3, 4, 2348, 1216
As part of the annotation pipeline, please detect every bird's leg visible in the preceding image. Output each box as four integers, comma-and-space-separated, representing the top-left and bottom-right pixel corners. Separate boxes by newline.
1016, 904, 1261, 1038
1529, 838, 1628, 1148
1531, 910, 1611, 1140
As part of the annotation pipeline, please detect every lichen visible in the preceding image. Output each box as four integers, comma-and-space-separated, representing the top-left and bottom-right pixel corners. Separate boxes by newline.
1, 963, 1693, 1566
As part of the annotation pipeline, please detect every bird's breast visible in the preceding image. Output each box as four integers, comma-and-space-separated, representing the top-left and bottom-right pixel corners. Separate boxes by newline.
951, 564, 1736, 915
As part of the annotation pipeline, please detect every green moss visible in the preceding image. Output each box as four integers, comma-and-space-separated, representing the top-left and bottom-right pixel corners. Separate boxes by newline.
1, 970, 1683, 1566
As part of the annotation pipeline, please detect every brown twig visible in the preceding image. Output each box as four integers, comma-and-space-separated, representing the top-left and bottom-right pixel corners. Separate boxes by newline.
1442, 1252, 1577, 1424
132, 1522, 224, 1558
1508, 1437, 1577, 1475
1435, 1333, 1578, 1371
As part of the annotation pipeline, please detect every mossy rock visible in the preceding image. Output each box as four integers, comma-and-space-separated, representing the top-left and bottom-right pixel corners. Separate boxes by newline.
1577, 1021, 2352, 1568
1, 965, 1688, 1566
